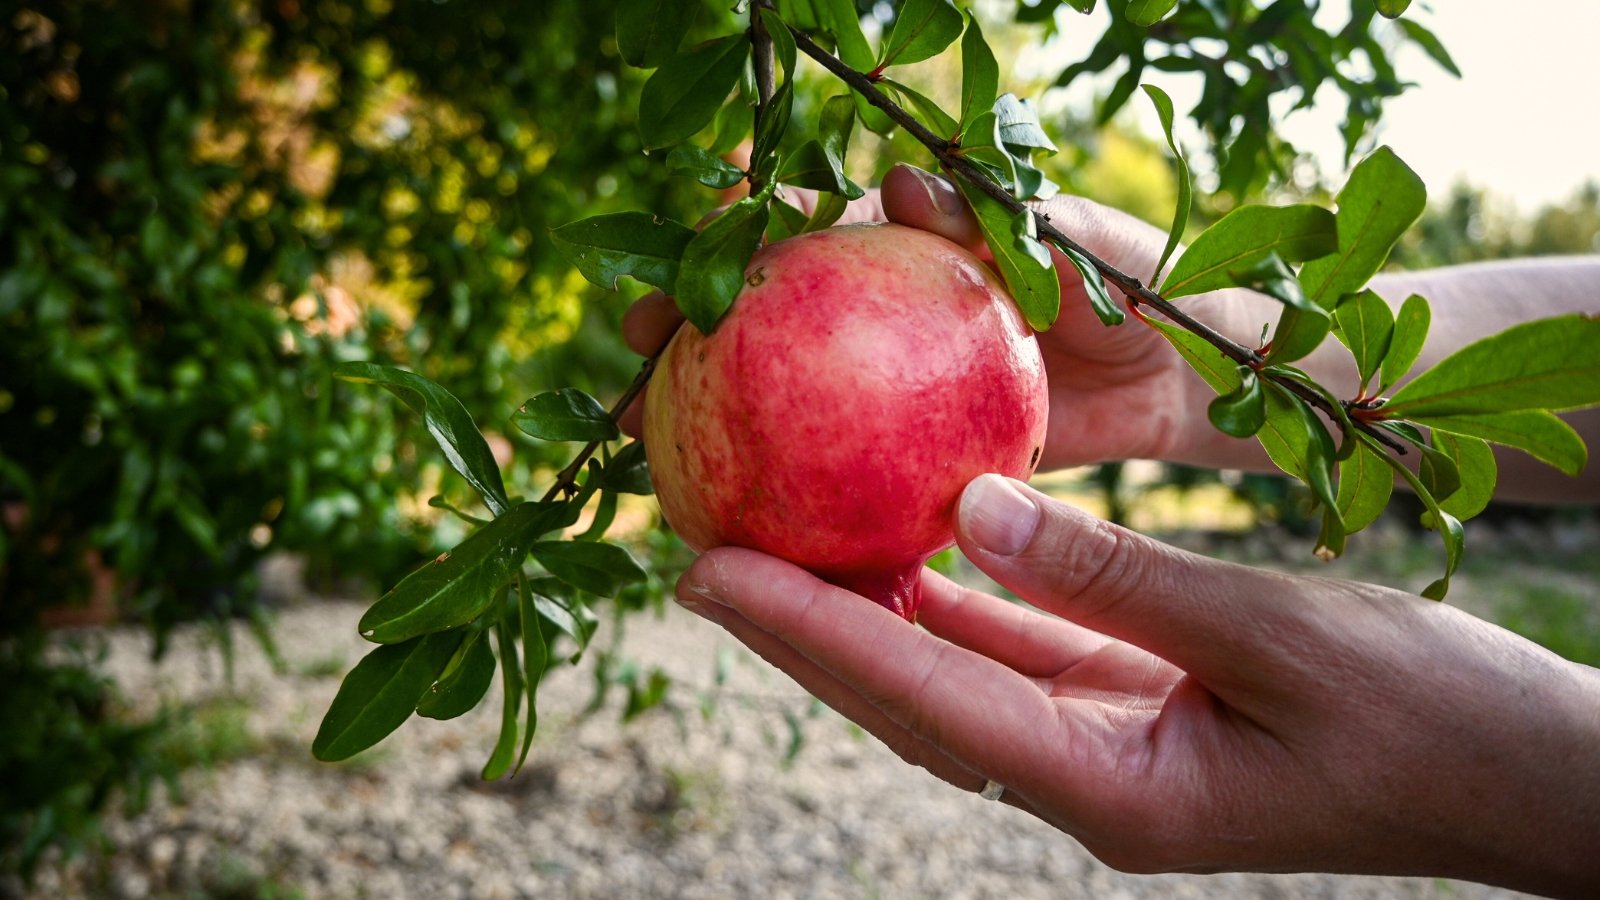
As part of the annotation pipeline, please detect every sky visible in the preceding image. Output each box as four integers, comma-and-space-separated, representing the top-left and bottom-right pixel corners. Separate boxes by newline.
1026, 0, 1600, 211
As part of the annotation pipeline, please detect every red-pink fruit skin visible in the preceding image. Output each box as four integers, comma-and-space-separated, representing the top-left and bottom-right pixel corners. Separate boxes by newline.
644, 223, 1048, 619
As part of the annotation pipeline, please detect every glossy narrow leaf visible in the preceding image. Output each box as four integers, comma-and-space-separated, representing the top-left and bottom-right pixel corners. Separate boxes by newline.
1397, 19, 1461, 77
766, 199, 808, 243
576, 490, 619, 541
883, 80, 960, 140
750, 79, 795, 170
993, 94, 1056, 155
313, 631, 464, 762
1268, 363, 1361, 461
1162, 205, 1338, 299
778, 98, 865, 199
1059, 242, 1123, 326
1316, 507, 1348, 561
675, 183, 776, 334
615, 0, 697, 68
955, 111, 1018, 191
334, 363, 511, 517
959, 182, 1060, 331
416, 632, 496, 721
358, 501, 563, 644
1275, 384, 1343, 527
512, 389, 619, 443
1208, 366, 1267, 437
1414, 409, 1587, 477
958, 12, 998, 130
1382, 314, 1600, 418
481, 619, 522, 780
665, 145, 746, 190
803, 191, 850, 233
709, 92, 755, 157
1433, 432, 1497, 522
549, 212, 696, 293
1417, 438, 1462, 504
757, 7, 798, 77
1127, 0, 1179, 27
602, 440, 655, 495
1366, 435, 1464, 600
1266, 305, 1332, 365
529, 577, 599, 662
1141, 84, 1190, 286
1149, 317, 1241, 395
638, 35, 749, 150
1333, 289, 1394, 392
1375, 0, 1412, 19
821, 0, 895, 134
515, 575, 548, 774
1380, 293, 1431, 391
532, 540, 649, 598
878, 0, 963, 70
1233, 253, 1315, 311
1299, 147, 1426, 308
1335, 438, 1393, 534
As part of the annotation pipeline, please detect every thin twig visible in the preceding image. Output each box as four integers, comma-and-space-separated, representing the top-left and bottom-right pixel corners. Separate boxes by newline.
786, 24, 1406, 457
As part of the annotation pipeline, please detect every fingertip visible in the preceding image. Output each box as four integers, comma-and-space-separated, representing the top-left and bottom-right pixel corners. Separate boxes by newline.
621, 291, 685, 356
881, 164, 985, 251
617, 390, 646, 438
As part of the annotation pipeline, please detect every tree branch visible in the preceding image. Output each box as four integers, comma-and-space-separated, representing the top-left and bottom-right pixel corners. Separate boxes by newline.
785, 24, 1405, 457
539, 351, 661, 503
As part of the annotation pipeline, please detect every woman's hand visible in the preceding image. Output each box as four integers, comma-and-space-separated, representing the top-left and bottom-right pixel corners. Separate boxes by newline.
674, 476, 1600, 897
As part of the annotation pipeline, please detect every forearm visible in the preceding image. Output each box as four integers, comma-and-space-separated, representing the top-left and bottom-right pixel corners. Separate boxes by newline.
1166, 257, 1600, 504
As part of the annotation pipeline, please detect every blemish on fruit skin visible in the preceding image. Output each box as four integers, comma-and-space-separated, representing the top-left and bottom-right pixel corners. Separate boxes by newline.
746, 266, 766, 287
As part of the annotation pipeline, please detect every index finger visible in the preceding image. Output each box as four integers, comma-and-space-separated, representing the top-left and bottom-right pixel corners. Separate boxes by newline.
621, 290, 684, 356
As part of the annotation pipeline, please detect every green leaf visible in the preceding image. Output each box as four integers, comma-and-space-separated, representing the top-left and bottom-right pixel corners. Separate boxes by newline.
881, 79, 959, 140
750, 79, 795, 170
532, 540, 649, 598
1266, 305, 1332, 365
511, 388, 619, 443
757, 7, 798, 78
549, 212, 696, 293
1233, 252, 1315, 312
878, 0, 963, 70
334, 363, 511, 517
416, 632, 496, 721
1208, 366, 1267, 437
313, 631, 464, 762
615, 0, 697, 68
1382, 314, 1600, 418
576, 489, 619, 541
958, 12, 998, 130
709, 92, 755, 157
959, 183, 1061, 331
1365, 434, 1464, 600
1414, 410, 1587, 478
1127, 0, 1179, 27
1380, 293, 1430, 391
675, 183, 776, 334
1161, 204, 1338, 299
515, 575, 548, 774
1298, 147, 1426, 308
993, 94, 1056, 155
1433, 432, 1497, 522
821, 0, 895, 134
1274, 384, 1342, 527
529, 577, 600, 662
1141, 84, 1190, 286
1333, 289, 1394, 393
803, 191, 850, 232
481, 619, 523, 780
1397, 19, 1460, 78
1335, 438, 1393, 534
1059, 242, 1123, 327
665, 145, 746, 190
358, 501, 563, 644
602, 440, 654, 494
766, 199, 808, 243
1375, 0, 1412, 19
638, 35, 749, 150
778, 97, 865, 200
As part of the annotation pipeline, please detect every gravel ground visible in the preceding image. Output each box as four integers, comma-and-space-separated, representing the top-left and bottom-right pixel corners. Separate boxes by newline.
16, 533, 1557, 900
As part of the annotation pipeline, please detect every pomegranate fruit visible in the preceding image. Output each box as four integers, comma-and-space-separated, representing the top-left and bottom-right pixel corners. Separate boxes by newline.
644, 222, 1049, 620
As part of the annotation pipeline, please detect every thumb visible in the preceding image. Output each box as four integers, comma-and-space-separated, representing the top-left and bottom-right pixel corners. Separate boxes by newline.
953, 474, 1335, 695
881, 164, 985, 253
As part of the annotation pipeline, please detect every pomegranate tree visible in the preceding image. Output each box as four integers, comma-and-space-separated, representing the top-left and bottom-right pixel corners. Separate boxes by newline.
644, 222, 1049, 620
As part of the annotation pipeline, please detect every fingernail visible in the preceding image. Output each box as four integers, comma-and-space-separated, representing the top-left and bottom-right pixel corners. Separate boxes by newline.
904, 164, 966, 218
960, 474, 1039, 557
687, 580, 727, 605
